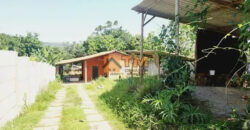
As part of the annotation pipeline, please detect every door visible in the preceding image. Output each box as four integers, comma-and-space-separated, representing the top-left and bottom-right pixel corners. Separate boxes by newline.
92, 66, 99, 80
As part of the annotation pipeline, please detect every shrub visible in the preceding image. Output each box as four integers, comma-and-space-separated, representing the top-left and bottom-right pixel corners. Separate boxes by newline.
99, 77, 209, 129
161, 56, 192, 88
136, 76, 163, 98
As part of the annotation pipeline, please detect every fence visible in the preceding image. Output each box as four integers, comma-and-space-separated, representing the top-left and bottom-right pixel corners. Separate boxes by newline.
0, 50, 55, 127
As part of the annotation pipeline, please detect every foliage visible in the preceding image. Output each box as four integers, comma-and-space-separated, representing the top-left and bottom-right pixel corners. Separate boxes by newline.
83, 21, 163, 54
237, 0, 250, 54
161, 56, 192, 87
0, 33, 43, 57
157, 22, 193, 88
1, 20, 163, 65
184, 0, 209, 30
84, 77, 130, 129
135, 76, 163, 97
155, 21, 196, 57
1, 81, 62, 130
88, 77, 209, 129
18, 33, 43, 57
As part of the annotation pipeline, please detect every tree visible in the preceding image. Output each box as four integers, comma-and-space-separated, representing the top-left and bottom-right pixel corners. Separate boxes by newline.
18, 33, 43, 57
0, 33, 20, 51
84, 20, 141, 54
156, 21, 196, 57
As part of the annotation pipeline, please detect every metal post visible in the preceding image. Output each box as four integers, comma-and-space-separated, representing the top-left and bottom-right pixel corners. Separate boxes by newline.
175, 0, 180, 54
140, 13, 145, 85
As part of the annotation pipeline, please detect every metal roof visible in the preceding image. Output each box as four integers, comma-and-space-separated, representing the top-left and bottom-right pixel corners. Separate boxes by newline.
132, 0, 244, 35
126, 50, 195, 61
55, 50, 127, 65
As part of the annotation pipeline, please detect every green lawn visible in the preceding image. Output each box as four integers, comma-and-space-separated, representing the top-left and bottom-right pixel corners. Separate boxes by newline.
84, 78, 130, 130
1, 81, 62, 130
59, 86, 89, 130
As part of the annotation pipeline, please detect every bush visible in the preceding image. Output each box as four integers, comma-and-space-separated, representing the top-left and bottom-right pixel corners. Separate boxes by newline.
161, 56, 192, 88
136, 76, 163, 98
99, 77, 209, 129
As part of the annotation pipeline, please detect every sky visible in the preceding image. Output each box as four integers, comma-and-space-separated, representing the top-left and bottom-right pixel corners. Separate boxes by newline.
0, 0, 169, 43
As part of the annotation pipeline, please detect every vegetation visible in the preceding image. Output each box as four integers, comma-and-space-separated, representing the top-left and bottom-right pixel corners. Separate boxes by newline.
1, 81, 62, 130
59, 86, 89, 130
87, 77, 250, 129
97, 77, 210, 129
84, 77, 130, 130
0, 20, 166, 65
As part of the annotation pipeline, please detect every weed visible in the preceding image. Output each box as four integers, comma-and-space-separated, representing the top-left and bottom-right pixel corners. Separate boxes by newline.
1, 81, 62, 130
59, 86, 89, 130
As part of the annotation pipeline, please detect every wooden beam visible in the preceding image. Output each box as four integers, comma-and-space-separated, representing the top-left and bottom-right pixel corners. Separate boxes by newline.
84, 60, 87, 83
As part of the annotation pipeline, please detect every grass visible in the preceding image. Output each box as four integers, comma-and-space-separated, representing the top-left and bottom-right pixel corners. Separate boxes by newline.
59, 86, 89, 130
84, 77, 129, 130
1, 81, 62, 130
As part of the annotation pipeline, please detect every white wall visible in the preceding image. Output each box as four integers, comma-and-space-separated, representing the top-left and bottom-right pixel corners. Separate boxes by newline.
0, 51, 55, 127
148, 61, 160, 75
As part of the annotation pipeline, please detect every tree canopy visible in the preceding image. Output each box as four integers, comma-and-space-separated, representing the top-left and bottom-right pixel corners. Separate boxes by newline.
0, 20, 195, 65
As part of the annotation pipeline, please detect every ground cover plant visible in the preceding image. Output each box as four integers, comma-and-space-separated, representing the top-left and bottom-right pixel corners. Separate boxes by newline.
99, 77, 211, 129
84, 77, 130, 130
59, 86, 89, 130
87, 76, 250, 130
1, 81, 62, 130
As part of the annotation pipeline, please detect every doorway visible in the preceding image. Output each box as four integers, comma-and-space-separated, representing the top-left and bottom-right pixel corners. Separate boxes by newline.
92, 66, 99, 80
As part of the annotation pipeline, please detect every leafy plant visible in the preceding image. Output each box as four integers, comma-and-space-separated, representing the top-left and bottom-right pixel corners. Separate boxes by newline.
180, 104, 207, 124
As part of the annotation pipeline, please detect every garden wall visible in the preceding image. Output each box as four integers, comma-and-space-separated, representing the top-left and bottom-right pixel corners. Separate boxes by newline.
0, 50, 55, 127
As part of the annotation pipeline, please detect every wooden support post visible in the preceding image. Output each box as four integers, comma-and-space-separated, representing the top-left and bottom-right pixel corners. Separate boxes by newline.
140, 13, 145, 86
131, 53, 135, 78
175, 0, 180, 53
56, 65, 59, 74
84, 60, 87, 83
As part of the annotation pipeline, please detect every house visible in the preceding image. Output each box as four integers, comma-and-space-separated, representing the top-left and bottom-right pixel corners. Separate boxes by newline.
55, 50, 160, 82
132, 0, 248, 86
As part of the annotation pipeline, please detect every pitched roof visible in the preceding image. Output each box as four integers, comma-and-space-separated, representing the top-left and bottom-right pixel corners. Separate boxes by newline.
132, 0, 245, 35
56, 50, 127, 65
126, 50, 195, 61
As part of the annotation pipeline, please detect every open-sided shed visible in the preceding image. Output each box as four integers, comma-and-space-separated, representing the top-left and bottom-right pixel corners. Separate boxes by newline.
132, 0, 247, 86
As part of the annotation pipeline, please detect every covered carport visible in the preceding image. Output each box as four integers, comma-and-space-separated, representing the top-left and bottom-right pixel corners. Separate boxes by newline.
132, 0, 247, 86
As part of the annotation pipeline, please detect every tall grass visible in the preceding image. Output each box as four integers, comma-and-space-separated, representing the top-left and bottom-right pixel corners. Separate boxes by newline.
84, 77, 129, 130
1, 81, 62, 130
59, 86, 89, 130
95, 77, 211, 129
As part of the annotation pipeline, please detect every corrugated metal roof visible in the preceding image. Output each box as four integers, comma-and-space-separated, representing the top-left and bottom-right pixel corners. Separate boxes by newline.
126, 50, 195, 61
55, 50, 127, 65
132, 0, 244, 35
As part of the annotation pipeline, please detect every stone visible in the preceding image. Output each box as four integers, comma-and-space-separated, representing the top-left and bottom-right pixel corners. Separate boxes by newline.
86, 114, 104, 122
89, 121, 112, 130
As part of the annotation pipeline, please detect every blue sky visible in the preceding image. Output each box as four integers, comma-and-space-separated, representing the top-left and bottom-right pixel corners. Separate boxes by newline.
0, 0, 169, 43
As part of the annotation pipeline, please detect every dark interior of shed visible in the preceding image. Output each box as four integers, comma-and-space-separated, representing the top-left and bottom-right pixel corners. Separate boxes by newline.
196, 29, 246, 86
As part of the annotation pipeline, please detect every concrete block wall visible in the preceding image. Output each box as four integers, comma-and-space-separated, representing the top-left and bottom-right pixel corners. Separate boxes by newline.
0, 51, 55, 127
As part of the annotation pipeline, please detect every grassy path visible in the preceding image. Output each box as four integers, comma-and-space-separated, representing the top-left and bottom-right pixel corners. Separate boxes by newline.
59, 85, 89, 130
33, 89, 66, 130
84, 80, 129, 130
77, 85, 112, 130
